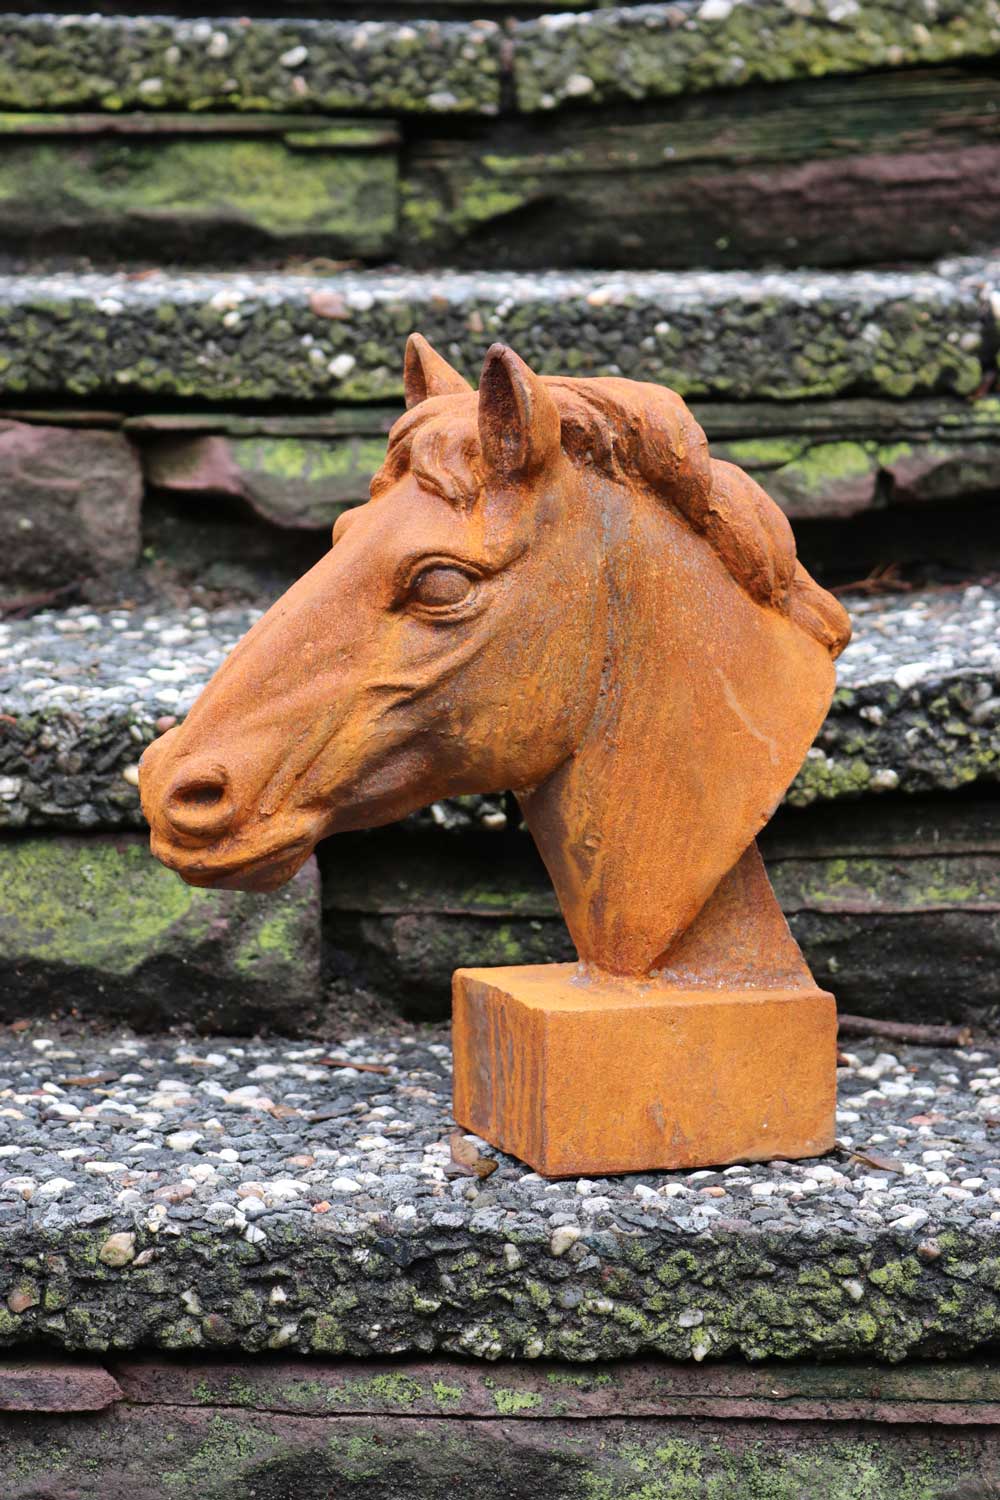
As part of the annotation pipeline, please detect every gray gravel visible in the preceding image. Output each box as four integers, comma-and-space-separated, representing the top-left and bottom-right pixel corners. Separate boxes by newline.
0, 263, 987, 404
1, 1025, 1000, 1361
1, 583, 998, 829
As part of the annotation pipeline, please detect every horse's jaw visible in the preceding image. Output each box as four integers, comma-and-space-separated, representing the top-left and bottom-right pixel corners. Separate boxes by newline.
149, 828, 316, 892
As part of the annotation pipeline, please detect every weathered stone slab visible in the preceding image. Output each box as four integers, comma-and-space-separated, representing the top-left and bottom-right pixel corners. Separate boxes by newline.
0, 115, 398, 262
0, 1029, 999, 1363
0, 836, 322, 1032
0, 15, 502, 117
132, 395, 1000, 526
0, 1360, 121, 1412
0, 421, 141, 590
142, 430, 390, 529
406, 69, 1000, 269
513, 0, 1000, 112
107, 1352, 1000, 1423
0, 265, 984, 404
1, 586, 997, 831
320, 800, 1000, 1025
0, 1399, 992, 1499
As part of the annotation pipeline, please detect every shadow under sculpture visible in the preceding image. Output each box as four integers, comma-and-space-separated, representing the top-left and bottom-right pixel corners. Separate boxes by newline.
141, 335, 852, 1177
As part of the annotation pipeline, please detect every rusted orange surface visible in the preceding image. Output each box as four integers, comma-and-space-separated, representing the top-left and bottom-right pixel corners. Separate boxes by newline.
453, 965, 837, 1177
142, 334, 850, 1172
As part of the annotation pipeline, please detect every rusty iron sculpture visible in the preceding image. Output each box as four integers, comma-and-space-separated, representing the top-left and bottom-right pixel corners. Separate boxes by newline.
142, 335, 851, 1176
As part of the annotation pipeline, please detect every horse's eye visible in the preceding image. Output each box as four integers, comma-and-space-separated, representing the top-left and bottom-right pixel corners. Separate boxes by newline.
410, 566, 474, 609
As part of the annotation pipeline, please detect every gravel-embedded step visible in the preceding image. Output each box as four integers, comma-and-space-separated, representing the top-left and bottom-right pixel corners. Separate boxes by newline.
0, 1027, 1000, 1363
0, 14, 502, 117
513, 0, 1000, 112
0, 584, 998, 831
0, 836, 322, 1031
0, 264, 987, 405
0, 114, 399, 264
2, 3, 997, 121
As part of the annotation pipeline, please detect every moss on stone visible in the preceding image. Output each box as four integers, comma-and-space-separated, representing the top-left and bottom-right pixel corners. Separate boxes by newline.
0, 131, 396, 259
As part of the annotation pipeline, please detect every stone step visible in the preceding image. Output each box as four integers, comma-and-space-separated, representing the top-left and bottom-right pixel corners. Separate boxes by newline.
322, 797, 1000, 1028
0, 584, 997, 833
512, 0, 1000, 113
405, 68, 1000, 271
1, 1355, 999, 1494
0, 835, 322, 1032
0, 1024, 997, 1365
1, 68, 998, 271
2, 394, 999, 596
0, 14, 503, 117
2, 5, 998, 119
128, 392, 1000, 530
0, 262, 991, 405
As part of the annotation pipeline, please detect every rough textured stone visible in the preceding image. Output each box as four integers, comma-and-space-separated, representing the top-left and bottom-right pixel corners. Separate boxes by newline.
0, 1377, 993, 1498
0, 15, 502, 117
2, 3, 998, 126
0, 264, 985, 405
0, 1360, 121, 1412
0, 1029, 998, 1363
0, 585, 996, 831
142, 430, 389, 530
0, 421, 141, 590
321, 799, 1000, 1026
514, 0, 1000, 112
0, 836, 322, 1031
0, 115, 398, 262
406, 70, 1000, 270
130, 394, 1000, 527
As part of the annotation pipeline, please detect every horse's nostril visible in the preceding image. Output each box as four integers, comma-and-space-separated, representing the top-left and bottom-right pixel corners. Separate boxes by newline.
176, 779, 226, 809
164, 765, 234, 837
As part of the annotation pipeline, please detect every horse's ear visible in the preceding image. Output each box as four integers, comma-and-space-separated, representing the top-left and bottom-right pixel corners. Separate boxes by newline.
478, 344, 561, 481
403, 333, 472, 409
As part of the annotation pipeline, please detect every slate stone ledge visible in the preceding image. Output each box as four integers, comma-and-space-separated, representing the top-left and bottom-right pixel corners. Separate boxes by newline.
0, 583, 997, 831
0, 263, 987, 405
0, 836, 323, 1031
2, 396, 997, 570
2, 1029, 1000, 1364
321, 798, 1000, 1027
2, 1358, 1000, 1496
129, 393, 1000, 528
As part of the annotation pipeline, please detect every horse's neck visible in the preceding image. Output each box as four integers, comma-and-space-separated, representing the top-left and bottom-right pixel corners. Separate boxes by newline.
516, 503, 822, 983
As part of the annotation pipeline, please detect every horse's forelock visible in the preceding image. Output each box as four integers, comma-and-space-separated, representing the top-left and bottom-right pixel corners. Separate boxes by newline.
372, 400, 483, 510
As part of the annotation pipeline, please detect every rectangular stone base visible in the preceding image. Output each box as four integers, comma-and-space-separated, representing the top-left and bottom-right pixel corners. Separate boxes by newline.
452, 964, 837, 1177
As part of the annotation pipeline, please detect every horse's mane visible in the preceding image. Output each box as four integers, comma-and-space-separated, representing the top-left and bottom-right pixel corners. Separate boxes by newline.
378, 375, 851, 660
545, 376, 851, 660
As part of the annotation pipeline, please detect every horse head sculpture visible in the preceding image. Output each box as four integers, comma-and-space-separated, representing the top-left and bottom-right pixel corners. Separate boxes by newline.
141, 335, 849, 983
